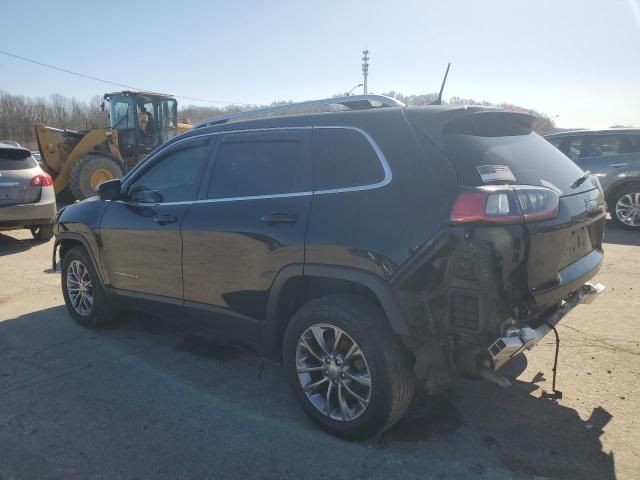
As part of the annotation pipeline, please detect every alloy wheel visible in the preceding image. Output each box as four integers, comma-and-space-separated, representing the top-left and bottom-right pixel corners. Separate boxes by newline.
66, 259, 94, 316
296, 323, 372, 422
615, 193, 640, 227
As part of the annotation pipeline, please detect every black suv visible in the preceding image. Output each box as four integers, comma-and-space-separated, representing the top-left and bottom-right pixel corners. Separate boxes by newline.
53, 95, 606, 439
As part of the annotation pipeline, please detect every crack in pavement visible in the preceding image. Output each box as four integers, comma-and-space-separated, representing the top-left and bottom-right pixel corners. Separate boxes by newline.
0, 338, 175, 397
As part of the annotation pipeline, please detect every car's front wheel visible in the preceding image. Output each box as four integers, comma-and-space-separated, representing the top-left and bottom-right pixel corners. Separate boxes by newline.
283, 294, 415, 439
61, 246, 119, 327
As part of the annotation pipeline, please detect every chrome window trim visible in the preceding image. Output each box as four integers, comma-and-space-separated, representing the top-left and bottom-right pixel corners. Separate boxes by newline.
118, 191, 315, 207
121, 127, 312, 190
118, 125, 391, 207
121, 132, 214, 189
312, 126, 392, 195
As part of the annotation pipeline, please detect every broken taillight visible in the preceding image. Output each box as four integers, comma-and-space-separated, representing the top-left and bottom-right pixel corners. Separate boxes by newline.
450, 186, 559, 224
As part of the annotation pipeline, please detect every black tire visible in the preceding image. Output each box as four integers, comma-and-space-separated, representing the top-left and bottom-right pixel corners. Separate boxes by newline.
608, 183, 640, 230
283, 294, 415, 440
69, 154, 124, 201
30, 223, 54, 242
61, 246, 119, 327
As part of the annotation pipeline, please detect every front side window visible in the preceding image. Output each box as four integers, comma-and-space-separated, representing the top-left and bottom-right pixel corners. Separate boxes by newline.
128, 140, 209, 203
109, 97, 136, 130
547, 137, 562, 149
556, 136, 582, 160
159, 99, 179, 142
207, 131, 307, 199
312, 128, 385, 191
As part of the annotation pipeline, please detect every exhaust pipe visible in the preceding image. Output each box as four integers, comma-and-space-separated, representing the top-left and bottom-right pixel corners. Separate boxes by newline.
477, 363, 512, 388
453, 347, 513, 388
454, 351, 513, 388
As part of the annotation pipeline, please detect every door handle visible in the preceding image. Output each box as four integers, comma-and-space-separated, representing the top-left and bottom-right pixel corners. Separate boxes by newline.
260, 213, 299, 225
153, 214, 178, 225
609, 163, 629, 168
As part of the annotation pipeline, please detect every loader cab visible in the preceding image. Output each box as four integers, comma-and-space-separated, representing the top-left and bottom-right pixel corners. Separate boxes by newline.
104, 91, 180, 158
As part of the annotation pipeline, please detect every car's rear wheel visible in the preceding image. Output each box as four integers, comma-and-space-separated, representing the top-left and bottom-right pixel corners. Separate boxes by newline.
283, 294, 415, 439
30, 224, 54, 242
609, 184, 640, 229
61, 246, 119, 327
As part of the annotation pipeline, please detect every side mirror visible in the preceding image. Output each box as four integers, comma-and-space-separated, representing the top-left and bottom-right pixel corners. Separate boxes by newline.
129, 186, 163, 204
97, 179, 122, 201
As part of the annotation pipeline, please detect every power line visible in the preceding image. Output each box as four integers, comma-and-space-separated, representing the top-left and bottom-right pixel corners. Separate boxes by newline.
0, 48, 250, 106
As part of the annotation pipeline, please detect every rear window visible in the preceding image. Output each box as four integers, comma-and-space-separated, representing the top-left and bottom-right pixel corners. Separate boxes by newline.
443, 132, 593, 195
0, 148, 37, 170
312, 128, 384, 191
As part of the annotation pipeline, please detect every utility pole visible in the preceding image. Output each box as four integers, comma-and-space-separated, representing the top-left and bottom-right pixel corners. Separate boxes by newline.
362, 50, 369, 94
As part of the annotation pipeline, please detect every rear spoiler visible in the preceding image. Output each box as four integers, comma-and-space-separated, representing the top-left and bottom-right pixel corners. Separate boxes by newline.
442, 111, 537, 137
405, 107, 540, 152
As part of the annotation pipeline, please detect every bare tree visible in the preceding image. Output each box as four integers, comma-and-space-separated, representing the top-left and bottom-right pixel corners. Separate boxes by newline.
0, 89, 561, 149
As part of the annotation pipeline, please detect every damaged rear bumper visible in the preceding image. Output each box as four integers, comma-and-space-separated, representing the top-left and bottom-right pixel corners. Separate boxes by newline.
488, 282, 606, 370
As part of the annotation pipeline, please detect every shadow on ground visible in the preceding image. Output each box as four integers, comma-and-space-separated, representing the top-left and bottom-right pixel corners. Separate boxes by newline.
0, 232, 43, 256
604, 219, 640, 246
0, 306, 616, 479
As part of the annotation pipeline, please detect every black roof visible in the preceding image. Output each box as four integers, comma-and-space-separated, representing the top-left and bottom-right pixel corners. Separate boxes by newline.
187, 104, 519, 138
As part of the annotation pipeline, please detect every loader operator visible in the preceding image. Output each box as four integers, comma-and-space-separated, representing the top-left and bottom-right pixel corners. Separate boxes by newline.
138, 112, 149, 135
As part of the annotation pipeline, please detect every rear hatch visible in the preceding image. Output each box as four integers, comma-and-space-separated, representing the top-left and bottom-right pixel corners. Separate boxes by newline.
0, 145, 42, 206
406, 108, 606, 307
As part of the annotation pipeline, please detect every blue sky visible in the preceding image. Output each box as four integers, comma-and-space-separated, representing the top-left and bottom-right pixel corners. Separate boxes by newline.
1, 0, 639, 128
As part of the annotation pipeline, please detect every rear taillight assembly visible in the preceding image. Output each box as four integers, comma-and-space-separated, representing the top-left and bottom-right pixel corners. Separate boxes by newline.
30, 173, 53, 187
450, 186, 559, 224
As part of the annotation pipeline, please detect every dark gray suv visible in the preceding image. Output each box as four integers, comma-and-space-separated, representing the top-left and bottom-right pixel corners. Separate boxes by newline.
546, 129, 640, 229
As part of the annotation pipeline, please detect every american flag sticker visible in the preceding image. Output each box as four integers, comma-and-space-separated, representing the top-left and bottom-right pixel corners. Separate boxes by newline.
476, 165, 516, 183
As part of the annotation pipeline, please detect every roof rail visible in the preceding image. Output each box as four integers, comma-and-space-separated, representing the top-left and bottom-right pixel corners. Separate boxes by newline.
194, 94, 406, 128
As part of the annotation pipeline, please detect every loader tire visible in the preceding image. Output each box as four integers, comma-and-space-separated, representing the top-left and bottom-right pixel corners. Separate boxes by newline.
69, 154, 124, 201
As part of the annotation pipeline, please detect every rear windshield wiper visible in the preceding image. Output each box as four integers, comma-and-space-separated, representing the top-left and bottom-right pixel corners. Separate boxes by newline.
571, 170, 591, 189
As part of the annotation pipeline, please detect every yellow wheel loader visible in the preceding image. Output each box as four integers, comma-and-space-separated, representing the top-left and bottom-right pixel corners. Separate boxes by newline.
35, 91, 191, 201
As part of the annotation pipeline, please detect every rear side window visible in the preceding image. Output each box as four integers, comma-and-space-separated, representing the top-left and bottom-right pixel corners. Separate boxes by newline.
581, 135, 626, 157
0, 148, 37, 170
312, 128, 385, 191
207, 130, 308, 199
626, 135, 640, 154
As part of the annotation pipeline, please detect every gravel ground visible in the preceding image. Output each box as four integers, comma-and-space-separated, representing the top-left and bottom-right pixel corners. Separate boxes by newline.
0, 222, 638, 480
